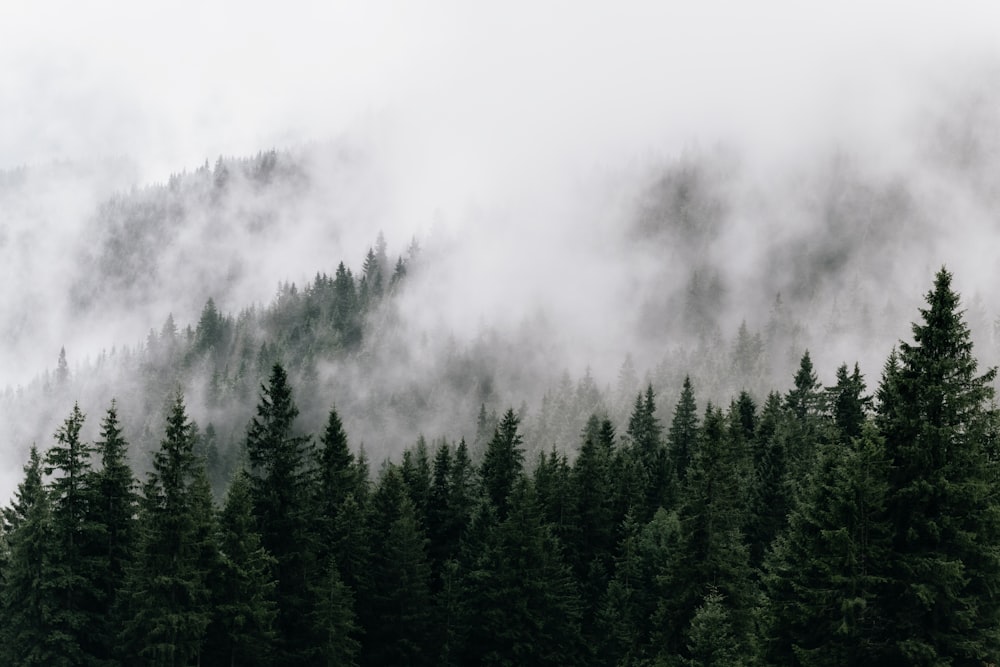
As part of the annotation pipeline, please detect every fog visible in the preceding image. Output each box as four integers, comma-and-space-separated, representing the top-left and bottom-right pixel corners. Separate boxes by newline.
3, 2, 1000, 498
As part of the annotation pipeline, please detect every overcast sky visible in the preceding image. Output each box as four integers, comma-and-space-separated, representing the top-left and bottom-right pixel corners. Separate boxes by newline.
4, 2, 1000, 199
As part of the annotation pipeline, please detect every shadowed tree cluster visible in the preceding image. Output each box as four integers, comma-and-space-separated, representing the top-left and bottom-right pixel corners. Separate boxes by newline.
2, 268, 1000, 666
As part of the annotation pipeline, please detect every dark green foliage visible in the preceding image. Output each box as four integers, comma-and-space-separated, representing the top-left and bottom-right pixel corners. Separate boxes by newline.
9, 264, 1000, 667
1, 446, 60, 666
245, 363, 317, 664
362, 466, 433, 667
746, 391, 790, 570
480, 408, 525, 522
121, 393, 215, 666
627, 385, 668, 519
686, 588, 746, 667
877, 268, 1000, 664
401, 436, 432, 526
763, 424, 891, 666
206, 469, 277, 666
309, 556, 360, 667
656, 404, 753, 663
571, 415, 616, 628
668, 376, 699, 484
828, 362, 867, 444
315, 405, 356, 559
462, 479, 584, 667
598, 508, 680, 665
43, 403, 101, 665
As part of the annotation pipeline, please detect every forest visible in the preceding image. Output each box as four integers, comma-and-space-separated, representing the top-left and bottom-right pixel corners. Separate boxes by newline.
1, 262, 998, 666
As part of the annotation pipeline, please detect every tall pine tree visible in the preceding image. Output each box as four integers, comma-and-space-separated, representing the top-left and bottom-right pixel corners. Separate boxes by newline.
877, 268, 1000, 664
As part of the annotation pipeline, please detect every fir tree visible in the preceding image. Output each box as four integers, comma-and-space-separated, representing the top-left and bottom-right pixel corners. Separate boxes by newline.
1, 446, 59, 666
207, 469, 278, 666
480, 408, 525, 522
245, 363, 317, 664
657, 404, 753, 663
121, 393, 214, 666
763, 424, 891, 666
877, 268, 1000, 664
43, 403, 100, 665
668, 376, 699, 484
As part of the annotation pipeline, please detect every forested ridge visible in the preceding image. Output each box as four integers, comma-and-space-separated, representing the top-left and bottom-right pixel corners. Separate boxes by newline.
1, 266, 999, 666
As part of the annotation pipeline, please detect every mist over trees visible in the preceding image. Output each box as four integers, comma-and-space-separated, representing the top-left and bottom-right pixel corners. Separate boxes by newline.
3, 266, 1000, 665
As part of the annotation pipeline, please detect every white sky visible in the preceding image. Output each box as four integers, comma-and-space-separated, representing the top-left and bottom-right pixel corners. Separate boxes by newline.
3, 2, 1000, 192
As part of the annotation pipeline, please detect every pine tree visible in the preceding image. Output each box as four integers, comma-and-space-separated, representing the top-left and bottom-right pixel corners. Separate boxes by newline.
309, 556, 360, 667
686, 588, 746, 667
598, 508, 680, 665
43, 403, 100, 665
746, 391, 790, 570
627, 385, 668, 519
208, 469, 278, 666
657, 404, 753, 663
828, 363, 867, 445
362, 466, 433, 666
480, 408, 525, 522
121, 393, 213, 666
90, 401, 137, 656
763, 424, 891, 666
462, 479, 584, 666
245, 363, 317, 663
668, 376, 699, 484
571, 415, 616, 623
877, 268, 1000, 664
1, 446, 60, 666
315, 405, 356, 558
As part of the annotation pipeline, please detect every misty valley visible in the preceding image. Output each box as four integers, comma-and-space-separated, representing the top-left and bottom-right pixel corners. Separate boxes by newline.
2, 146, 1000, 666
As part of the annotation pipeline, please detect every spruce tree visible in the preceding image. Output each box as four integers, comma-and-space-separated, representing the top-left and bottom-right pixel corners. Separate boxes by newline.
462, 479, 584, 667
43, 403, 100, 665
314, 405, 356, 565
121, 393, 213, 666
763, 424, 891, 666
245, 363, 316, 663
668, 376, 699, 484
627, 385, 668, 519
1, 446, 59, 666
89, 399, 137, 664
877, 268, 1000, 664
480, 408, 525, 522
208, 469, 278, 666
657, 404, 753, 663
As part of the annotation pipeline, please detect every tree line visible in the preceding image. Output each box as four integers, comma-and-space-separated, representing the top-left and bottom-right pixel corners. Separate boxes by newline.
2, 267, 999, 666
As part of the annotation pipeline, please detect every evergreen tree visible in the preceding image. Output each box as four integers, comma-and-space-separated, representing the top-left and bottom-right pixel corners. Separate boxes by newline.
1, 446, 60, 666
657, 404, 753, 663
877, 268, 1000, 664
309, 556, 360, 667
668, 376, 699, 484
362, 466, 433, 667
121, 393, 214, 666
746, 391, 790, 570
43, 403, 100, 665
462, 479, 584, 666
828, 362, 867, 445
686, 588, 746, 667
89, 403, 138, 647
207, 469, 278, 666
315, 405, 356, 558
571, 415, 616, 625
627, 385, 668, 519
763, 424, 891, 666
480, 408, 525, 522
598, 508, 679, 666
245, 363, 317, 664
